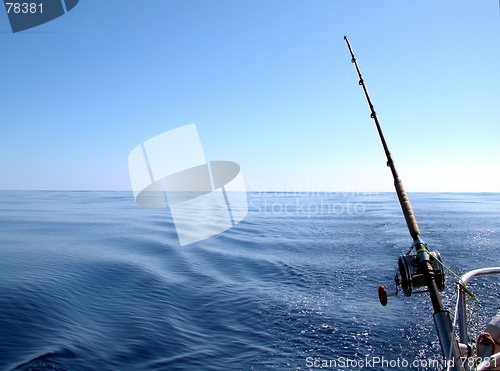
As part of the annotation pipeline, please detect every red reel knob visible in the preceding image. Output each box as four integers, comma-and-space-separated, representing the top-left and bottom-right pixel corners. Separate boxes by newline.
378, 285, 388, 306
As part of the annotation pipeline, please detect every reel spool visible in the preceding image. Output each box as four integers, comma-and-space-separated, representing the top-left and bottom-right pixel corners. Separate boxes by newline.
398, 251, 445, 296
378, 250, 446, 306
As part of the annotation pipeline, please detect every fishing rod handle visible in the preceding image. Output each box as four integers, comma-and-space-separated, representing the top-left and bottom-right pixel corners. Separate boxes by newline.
394, 179, 420, 240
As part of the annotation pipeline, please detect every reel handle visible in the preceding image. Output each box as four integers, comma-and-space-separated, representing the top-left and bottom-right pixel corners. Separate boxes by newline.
378, 285, 397, 306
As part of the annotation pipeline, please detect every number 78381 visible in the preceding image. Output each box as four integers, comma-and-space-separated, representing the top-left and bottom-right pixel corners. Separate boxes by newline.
5, 3, 42, 14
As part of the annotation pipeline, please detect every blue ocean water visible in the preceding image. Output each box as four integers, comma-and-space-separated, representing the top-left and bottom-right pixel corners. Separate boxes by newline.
0, 191, 499, 371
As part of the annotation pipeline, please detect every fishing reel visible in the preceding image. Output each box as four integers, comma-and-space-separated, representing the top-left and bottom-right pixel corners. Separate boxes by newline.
378, 249, 446, 306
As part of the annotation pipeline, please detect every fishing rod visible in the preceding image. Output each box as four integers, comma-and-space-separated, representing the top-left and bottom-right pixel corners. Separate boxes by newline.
344, 36, 464, 370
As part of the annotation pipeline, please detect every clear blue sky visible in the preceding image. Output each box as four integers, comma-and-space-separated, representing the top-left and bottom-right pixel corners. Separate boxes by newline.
1, 0, 499, 192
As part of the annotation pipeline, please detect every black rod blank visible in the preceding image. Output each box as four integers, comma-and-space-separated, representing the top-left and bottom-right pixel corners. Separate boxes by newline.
343, 36, 420, 241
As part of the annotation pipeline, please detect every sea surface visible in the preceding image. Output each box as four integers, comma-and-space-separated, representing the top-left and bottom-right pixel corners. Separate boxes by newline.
1, 191, 499, 371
